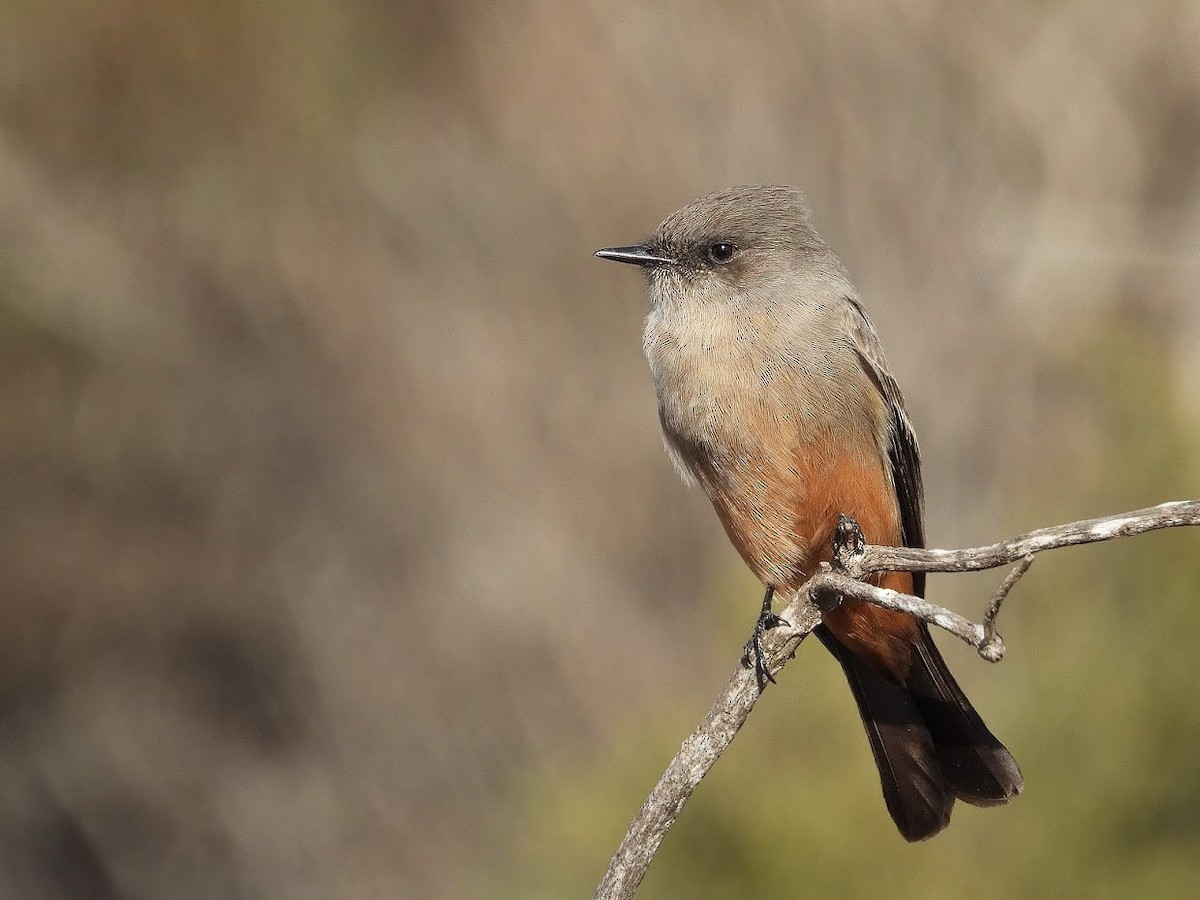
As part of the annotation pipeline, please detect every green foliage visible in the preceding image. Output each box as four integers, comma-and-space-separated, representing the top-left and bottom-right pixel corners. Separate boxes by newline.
496, 316, 1200, 897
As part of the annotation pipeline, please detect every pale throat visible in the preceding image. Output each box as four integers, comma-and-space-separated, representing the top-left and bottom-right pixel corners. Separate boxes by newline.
643, 279, 877, 456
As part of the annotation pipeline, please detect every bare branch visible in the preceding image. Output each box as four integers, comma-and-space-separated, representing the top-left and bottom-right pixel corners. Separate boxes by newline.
810, 571, 1001, 658
857, 500, 1200, 576
593, 500, 1200, 900
592, 596, 822, 900
982, 555, 1035, 661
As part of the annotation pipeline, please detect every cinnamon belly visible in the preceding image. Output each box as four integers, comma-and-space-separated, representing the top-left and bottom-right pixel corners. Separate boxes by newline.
675, 425, 921, 680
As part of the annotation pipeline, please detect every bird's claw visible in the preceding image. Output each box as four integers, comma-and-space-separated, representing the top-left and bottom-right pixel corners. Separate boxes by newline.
746, 609, 790, 689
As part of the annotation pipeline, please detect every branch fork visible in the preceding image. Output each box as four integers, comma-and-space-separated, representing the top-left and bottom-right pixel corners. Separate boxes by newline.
594, 500, 1200, 900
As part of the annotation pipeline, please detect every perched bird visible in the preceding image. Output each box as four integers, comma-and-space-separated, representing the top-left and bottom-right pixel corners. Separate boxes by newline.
596, 185, 1022, 840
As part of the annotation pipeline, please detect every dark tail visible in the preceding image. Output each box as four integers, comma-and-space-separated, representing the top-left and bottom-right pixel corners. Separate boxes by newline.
816, 624, 1023, 841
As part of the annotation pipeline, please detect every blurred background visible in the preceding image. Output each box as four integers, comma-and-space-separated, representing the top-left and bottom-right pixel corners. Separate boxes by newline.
1, 1, 1198, 897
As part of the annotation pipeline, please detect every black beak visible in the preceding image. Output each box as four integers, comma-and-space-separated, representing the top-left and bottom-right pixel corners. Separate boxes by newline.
594, 245, 675, 267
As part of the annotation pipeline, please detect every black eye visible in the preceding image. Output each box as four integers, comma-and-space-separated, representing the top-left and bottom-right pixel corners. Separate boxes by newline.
706, 242, 736, 264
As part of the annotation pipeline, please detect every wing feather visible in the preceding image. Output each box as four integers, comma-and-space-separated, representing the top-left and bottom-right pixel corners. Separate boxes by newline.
844, 297, 926, 597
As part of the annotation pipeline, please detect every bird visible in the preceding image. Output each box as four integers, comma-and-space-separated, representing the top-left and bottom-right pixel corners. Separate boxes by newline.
595, 185, 1022, 841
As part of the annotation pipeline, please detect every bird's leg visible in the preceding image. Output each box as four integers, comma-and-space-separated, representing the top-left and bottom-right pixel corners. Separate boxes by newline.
746, 585, 788, 689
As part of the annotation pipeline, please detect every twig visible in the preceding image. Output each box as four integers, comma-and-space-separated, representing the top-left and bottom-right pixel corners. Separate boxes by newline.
854, 500, 1200, 576
810, 570, 1005, 659
593, 499, 1200, 900
982, 555, 1034, 661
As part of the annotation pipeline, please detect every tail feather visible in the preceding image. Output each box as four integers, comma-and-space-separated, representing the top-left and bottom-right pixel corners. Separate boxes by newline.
816, 623, 1021, 841
816, 625, 952, 841
909, 626, 1023, 806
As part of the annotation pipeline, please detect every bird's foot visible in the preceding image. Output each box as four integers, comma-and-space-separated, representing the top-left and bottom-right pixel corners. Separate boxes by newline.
744, 587, 789, 689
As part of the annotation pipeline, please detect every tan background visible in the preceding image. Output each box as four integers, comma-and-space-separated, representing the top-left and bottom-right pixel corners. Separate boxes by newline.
1, 2, 1198, 897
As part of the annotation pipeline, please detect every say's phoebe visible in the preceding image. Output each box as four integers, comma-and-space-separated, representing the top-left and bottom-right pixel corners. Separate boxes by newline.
595, 185, 1022, 841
